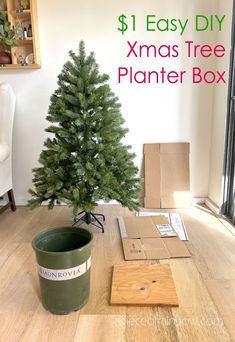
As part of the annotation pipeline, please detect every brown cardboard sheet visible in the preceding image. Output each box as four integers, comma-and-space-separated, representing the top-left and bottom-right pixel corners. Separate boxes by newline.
122, 239, 146, 260
140, 238, 170, 259
122, 216, 172, 239
117, 216, 191, 261
144, 143, 161, 208
144, 142, 190, 209
163, 237, 191, 258
122, 216, 160, 238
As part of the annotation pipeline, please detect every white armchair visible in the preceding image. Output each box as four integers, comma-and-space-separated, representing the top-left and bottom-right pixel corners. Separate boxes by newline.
0, 82, 16, 213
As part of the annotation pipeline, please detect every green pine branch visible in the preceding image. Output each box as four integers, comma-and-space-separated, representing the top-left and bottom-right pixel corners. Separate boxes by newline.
28, 41, 141, 216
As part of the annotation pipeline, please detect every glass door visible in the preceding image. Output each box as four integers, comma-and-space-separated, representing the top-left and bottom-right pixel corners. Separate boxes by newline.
221, 13, 235, 223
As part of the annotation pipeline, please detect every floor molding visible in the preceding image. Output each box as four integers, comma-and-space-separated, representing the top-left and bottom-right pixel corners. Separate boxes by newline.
15, 198, 208, 206
191, 197, 206, 205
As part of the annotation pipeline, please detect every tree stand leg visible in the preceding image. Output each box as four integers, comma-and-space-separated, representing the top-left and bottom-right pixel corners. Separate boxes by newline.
73, 211, 105, 233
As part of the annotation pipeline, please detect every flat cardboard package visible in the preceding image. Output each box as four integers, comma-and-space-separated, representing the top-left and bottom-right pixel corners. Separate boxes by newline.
118, 216, 190, 261
144, 143, 190, 209
137, 212, 189, 241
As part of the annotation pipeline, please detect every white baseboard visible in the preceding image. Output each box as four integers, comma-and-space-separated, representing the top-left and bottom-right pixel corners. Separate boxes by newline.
15, 198, 206, 207
14, 198, 29, 206
191, 197, 206, 205
14, 198, 120, 206
14, 198, 220, 211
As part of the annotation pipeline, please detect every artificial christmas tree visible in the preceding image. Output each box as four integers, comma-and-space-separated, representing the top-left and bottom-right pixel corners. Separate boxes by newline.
28, 41, 140, 232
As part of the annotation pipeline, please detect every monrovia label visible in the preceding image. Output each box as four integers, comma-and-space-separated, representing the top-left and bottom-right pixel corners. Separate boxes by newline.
38, 257, 91, 281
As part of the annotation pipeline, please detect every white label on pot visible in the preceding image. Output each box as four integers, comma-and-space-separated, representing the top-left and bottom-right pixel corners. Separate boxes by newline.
38, 256, 91, 281
87, 257, 91, 270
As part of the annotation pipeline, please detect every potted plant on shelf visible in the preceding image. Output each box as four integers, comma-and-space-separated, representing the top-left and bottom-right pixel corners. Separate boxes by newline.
16, 0, 30, 11
0, 12, 19, 64
28, 41, 140, 315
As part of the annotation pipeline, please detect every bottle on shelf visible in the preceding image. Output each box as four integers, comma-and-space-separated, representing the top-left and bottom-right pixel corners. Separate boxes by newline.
0, 0, 40, 69
15, 21, 24, 40
27, 24, 32, 37
23, 27, 27, 39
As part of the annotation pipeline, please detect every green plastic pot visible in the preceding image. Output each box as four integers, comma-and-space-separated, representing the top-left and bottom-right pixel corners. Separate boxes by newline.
32, 226, 92, 315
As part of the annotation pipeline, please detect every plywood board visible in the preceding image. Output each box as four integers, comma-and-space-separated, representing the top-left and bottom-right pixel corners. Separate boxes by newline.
110, 263, 179, 306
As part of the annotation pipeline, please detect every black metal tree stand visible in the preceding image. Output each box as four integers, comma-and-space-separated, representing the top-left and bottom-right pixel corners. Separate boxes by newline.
73, 211, 105, 233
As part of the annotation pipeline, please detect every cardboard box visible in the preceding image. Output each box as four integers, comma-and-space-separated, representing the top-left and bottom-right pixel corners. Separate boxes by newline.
118, 216, 191, 261
137, 212, 189, 241
144, 143, 190, 209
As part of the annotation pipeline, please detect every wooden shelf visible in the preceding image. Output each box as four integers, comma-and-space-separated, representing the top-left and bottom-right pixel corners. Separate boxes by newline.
0, 63, 41, 69
18, 37, 33, 44
0, 0, 40, 70
10, 9, 31, 17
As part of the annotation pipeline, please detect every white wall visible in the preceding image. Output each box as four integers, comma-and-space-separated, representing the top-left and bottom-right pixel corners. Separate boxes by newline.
208, 0, 233, 207
0, 0, 228, 205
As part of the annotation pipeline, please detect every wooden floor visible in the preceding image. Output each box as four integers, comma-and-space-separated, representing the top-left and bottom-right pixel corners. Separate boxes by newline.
0, 205, 234, 342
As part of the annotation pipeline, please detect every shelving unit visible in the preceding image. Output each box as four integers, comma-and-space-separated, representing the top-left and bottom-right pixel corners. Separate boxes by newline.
0, 0, 40, 69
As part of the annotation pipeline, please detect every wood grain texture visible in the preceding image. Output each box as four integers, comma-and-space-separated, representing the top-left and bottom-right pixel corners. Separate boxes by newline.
205, 279, 235, 341
125, 307, 180, 342
74, 315, 126, 342
0, 205, 233, 341
110, 263, 178, 306
21, 305, 80, 342
165, 259, 230, 342
184, 220, 235, 280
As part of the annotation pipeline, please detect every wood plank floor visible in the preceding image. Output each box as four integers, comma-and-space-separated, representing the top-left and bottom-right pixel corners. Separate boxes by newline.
0, 205, 234, 342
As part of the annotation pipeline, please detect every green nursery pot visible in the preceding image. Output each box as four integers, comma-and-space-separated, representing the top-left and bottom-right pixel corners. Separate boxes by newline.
32, 226, 92, 315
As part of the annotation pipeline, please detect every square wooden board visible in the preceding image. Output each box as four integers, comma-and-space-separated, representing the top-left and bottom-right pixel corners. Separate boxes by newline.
110, 263, 179, 306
